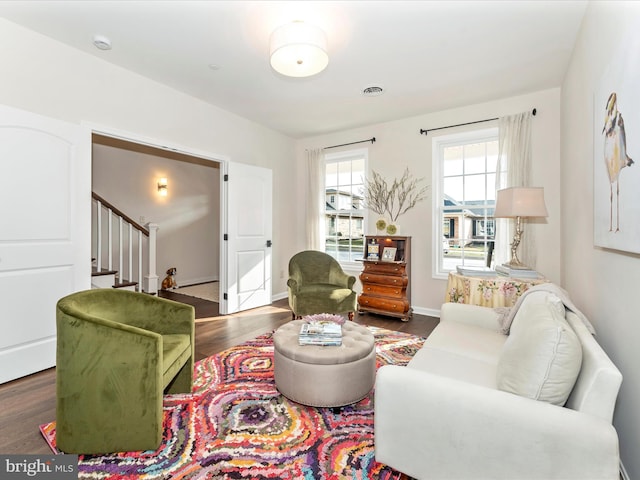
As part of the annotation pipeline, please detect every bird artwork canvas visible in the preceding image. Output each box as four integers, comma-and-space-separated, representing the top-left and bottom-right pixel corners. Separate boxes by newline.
594, 40, 640, 253
602, 92, 634, 233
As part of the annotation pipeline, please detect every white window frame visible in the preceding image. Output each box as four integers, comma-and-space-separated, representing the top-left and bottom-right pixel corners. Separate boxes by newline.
324, 148, 368, 269
432, 127, 499, 279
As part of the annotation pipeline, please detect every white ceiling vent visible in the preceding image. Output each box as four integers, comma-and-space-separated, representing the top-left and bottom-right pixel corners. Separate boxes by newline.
362, 85, 384, 97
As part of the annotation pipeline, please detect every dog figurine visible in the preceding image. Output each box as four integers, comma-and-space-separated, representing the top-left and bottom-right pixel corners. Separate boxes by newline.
161, 267, 178, 290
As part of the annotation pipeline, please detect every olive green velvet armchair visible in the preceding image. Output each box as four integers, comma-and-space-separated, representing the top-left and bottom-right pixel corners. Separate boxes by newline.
55, 289, 195, 454
287, 250, 357, 320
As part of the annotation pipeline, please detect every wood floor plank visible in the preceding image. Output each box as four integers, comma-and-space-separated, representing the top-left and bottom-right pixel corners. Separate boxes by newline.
0, 297, 438, 454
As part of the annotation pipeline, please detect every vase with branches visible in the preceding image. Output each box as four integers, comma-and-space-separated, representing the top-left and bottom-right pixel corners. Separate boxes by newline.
364, 168, 429, 234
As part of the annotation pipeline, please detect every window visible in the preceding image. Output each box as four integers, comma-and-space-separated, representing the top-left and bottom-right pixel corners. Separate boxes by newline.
432, 128, 499, 277
324, 149, 367, 263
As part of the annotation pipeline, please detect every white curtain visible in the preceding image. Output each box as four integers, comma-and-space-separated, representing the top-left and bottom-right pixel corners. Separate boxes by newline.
494, 111, 535, 267
306, 148, 325, 251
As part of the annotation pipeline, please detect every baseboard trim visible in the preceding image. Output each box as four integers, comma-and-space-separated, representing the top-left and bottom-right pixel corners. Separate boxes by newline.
272, 291, 288, 302
177, 275, 218, 288
411, 305, 441, 318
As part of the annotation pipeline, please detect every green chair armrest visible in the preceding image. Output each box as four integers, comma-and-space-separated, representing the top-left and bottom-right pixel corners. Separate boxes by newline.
328, 264, 355, 288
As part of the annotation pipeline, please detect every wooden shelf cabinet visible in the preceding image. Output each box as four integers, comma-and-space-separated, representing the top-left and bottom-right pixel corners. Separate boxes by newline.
358, 235, 412, 321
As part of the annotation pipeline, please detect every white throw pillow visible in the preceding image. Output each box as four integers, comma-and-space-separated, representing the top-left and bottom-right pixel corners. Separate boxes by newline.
497, 292, 583, 406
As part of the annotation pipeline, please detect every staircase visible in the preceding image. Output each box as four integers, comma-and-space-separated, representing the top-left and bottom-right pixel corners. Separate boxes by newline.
91, 264, 138, 291
91, 192, 159, 294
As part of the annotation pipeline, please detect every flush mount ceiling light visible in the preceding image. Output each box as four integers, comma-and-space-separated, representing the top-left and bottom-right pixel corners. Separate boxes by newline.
270, 21, 328, 78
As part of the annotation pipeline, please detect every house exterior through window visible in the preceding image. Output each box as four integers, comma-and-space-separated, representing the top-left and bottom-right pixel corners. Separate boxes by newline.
432, 128, 499, 277
324, 149, 367, 264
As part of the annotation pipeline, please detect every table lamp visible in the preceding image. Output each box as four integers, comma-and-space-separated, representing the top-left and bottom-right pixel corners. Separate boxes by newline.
494, 187, 548, 269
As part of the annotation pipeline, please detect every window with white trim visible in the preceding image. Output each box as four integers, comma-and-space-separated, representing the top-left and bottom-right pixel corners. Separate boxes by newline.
324, 149, 367, 264
432, 128, 499, 277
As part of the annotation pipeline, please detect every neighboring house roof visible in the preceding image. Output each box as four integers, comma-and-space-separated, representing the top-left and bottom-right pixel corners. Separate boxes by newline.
326, 188, 364, 200
443, 194, 495, 217
325, 203, 364, 214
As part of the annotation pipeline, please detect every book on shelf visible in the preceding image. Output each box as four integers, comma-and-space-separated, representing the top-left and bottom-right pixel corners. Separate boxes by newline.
366, 242, 380, 260
455, 265, 498, 277
299, 322, 342, 346
495, 264, 541, 278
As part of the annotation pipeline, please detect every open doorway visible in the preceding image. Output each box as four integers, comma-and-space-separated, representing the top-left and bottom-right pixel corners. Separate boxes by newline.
91, 134, 221, 318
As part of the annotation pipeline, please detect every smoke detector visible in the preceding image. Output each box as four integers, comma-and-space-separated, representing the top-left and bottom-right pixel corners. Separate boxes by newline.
93, 35, 112, 51
362, 85, 384, 97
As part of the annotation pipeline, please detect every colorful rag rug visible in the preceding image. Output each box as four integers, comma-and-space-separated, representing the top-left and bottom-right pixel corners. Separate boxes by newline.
40, 327, 425, 479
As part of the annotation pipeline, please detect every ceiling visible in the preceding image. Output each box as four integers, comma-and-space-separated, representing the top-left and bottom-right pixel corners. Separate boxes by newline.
0, 1, 587, 139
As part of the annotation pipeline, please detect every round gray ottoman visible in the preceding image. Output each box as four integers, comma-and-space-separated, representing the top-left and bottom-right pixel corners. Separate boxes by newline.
273, 320, 376, 407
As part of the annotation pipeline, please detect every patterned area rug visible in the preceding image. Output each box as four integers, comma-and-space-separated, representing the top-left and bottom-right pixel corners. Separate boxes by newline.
40, 327, 425, 479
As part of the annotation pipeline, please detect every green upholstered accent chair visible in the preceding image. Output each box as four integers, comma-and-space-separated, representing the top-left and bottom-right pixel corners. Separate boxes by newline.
55, 289, 195, 454
287, 250, 357, 320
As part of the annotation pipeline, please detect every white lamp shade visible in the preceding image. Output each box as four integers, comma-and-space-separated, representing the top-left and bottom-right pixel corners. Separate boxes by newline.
494, 187, 548, 218
270, 21, 328, 77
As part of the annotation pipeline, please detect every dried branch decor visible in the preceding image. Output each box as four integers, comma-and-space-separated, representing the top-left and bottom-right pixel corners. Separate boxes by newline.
364, 168, 429, 222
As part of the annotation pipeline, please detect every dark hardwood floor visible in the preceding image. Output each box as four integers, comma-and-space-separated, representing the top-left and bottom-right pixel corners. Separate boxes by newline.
158, 288, 220, 318
0, 297, 438, 454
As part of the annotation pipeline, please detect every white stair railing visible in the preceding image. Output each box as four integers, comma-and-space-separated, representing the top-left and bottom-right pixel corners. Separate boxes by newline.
107, 207, 113, 271
145, 224, 159, 294
92, 192, 158, 294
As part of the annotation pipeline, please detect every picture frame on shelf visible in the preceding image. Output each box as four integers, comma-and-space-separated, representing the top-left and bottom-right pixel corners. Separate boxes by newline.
381, 247, 397, 262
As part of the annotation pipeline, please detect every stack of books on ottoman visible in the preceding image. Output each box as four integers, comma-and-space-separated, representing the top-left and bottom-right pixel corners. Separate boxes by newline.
299, 322, 343, 346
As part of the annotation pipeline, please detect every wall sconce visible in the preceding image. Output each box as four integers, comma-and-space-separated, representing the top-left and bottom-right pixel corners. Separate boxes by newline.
157, 177, 168, 196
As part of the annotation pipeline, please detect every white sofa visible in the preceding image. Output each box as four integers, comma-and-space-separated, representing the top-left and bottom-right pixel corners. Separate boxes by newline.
375, 288, 622, 480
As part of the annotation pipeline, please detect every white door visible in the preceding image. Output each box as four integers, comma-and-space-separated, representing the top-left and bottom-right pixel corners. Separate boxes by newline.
0, 105, 90, 384
223, 162, 272, 314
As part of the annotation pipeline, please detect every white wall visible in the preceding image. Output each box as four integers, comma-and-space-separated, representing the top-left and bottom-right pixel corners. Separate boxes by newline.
296, 88, 562, 316
562, 2, 640, 478
92, 143, 220, 286
0, 18, 297, 298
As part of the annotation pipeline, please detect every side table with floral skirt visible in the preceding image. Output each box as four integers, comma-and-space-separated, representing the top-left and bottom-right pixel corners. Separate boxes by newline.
445, 271, 549, 308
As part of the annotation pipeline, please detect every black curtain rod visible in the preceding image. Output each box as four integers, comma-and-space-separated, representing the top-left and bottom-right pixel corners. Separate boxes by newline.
420, 108, 537, 136
324, 137, 376, 149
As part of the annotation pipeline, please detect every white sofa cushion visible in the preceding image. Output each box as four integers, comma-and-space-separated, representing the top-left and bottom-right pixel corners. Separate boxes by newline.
496, 291, 583, 406
408, 347, 498, 389
423, 319, 507, 365
407, 319, 507, 389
